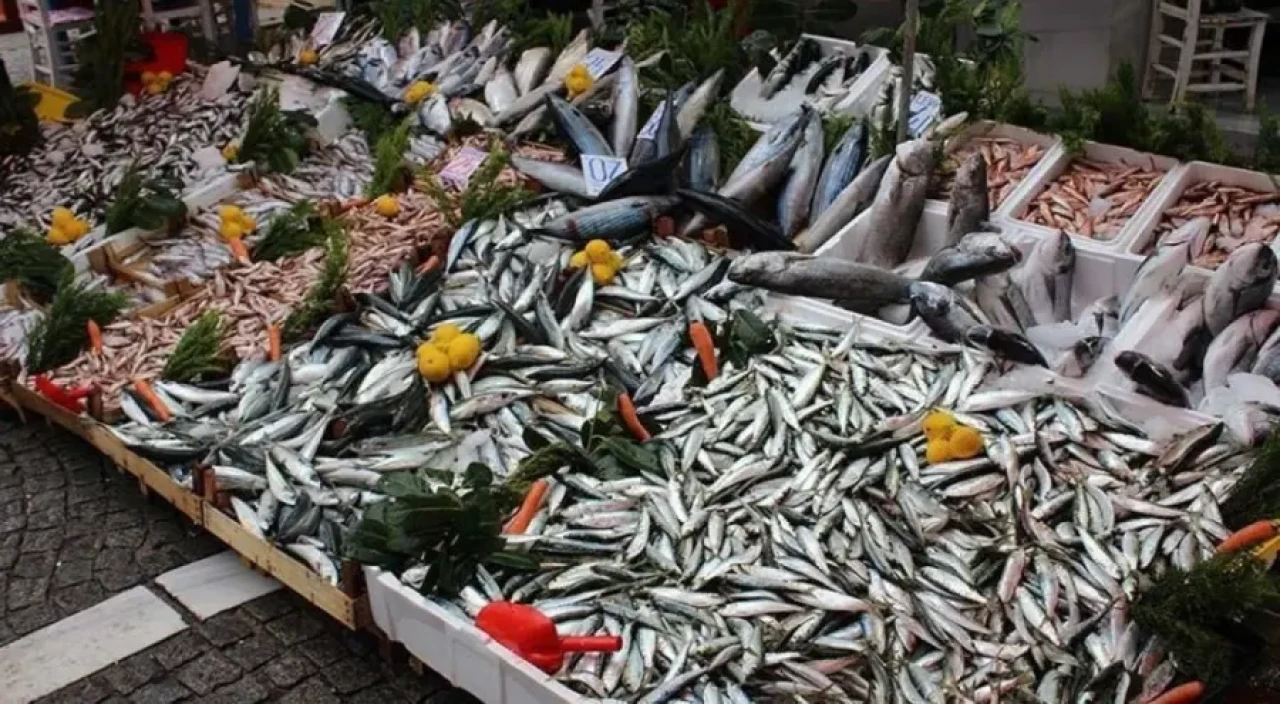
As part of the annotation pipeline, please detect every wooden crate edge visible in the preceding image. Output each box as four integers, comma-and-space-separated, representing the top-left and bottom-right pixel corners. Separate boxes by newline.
85, 424, 203, 522
10, 382, 92, 440
202, 503, 360, 629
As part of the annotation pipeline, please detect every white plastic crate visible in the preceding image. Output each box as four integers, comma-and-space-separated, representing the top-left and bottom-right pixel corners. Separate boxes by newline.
730, 34, 888, 129
926, 121, 1061, 216
1124, 161, 1280, 278
998, 141, 1180, 253
364, 567, 587, 704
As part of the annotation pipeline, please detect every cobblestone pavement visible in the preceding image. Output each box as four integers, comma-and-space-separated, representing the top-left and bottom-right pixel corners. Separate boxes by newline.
0, 412, 476, 703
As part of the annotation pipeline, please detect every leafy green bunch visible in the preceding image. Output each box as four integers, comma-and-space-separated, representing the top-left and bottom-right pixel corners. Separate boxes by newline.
344, 464, 541, 596
688, 309, 777, 388
162, 311, 228, 382
105, 162, 188, 235
421, 142, 530, 228
0, 229, 72, 302
252, 200, 337, 262
67, 0, 147, 116
517, 397, 660, 485
365, 118, 415, 198
282, 222, 349, 340
26, 271, 128, 373
238, 88, 316, 174
624, 2, 746, 91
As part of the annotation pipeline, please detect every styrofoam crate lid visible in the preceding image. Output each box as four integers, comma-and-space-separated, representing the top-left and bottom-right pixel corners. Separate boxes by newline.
1000, 141, 1180, 253
730, 35, 890, 128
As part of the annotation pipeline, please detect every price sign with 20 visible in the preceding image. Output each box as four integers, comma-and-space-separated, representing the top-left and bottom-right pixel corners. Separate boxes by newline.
581, 155, 628, 197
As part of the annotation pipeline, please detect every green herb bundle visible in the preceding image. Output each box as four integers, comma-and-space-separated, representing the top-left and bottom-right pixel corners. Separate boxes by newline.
252, 200, 333, 262
1257, 110, 1280, 175
26, 272, 128, 373
239, 88, 315, 174
365, 118, 415, 198
422, 143, 530, 228
0, 229, 72, 302
162, 311, 227, 382
344, 97, 399, 146
282, 223, 349, 340
369, 0, 462, 43
704, 102, 755, 176
510, 11, 574, 56
0, 59, 40, 158
104, 162, 188, 235
67, 0, 144, 117
624, 3, 746, 90
344, 463, 540, 596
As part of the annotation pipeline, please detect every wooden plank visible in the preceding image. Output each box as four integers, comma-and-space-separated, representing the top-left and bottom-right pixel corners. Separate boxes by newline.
86, 425, 203, 522
202, 504, 360, 629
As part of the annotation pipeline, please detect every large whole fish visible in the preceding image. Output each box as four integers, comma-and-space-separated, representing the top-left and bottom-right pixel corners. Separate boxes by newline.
728, 251, 912, 308
945, 151, 989, 245
795, 155, 890, 255
852, 137, 936, 268
777, 111, 824, 238
810, 120, 867, 221
1012, 231, 1075, 326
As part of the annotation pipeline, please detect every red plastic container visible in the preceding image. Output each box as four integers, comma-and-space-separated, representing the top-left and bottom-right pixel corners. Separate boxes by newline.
125, 32, 189, 94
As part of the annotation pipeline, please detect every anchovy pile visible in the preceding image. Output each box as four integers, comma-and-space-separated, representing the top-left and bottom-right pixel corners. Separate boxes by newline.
0, 76, 248, 230
99, 190, 1252, 701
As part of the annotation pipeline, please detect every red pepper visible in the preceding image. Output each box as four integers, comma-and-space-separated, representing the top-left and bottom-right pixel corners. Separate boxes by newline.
32, 375, 94, 414
476, 602, 622, 674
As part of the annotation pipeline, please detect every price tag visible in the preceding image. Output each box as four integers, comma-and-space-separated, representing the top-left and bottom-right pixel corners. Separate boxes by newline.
583, 48, 623, 80
438, 147, 489, 189
581, 155, 628, 197
636, 102, 667, 141
310, 12, 346, 48
907, 91, 942, 138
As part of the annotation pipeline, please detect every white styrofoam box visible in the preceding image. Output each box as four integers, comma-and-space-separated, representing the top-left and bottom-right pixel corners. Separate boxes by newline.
1003, 224, 1145, 322
1124, 161, 1280, 277
730, 34, 889, 129
927, 121, 1062, 213
998, 141, 1180, 252
846, 53, 936, 126
364, 567, 586, 704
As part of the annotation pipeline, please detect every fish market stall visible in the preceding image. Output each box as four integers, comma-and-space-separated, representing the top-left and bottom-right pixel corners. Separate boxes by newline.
927, 121, 1060, 213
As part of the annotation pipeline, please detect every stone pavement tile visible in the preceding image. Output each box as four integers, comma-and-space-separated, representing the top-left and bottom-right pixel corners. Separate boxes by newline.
176, 651, 241, 695
223, 631, 281, 671
102, 654, 162, 695
296, 632, 347, 666
128, 678, 190, 704
202, 672, 271, 704
264, 610, 324, 645
277, 675, 340, 704
197, 611, 255, 647
153, 631, 212, 671
262, 651, 316, 688
322, 656, 382, 694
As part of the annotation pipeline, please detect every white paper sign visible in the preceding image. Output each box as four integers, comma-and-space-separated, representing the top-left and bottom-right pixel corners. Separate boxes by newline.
438, 147, 489, 188
583, 48, 623, 80
907, 91, 942, 138
581, 155, 628, 197
636, 102, 667, 141
310, 12, 346, 48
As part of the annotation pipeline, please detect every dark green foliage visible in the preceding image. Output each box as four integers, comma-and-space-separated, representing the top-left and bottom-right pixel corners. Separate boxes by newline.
104, 162, 188, 235
343, 463, 539, 596
1256, 109, 1280, 175
344, 97, 399, 146
624, 3, 746, 91
365, 118, 415, 198
421, 143, 530, 228
704, 102, 755, 175
282, 223, 348, 340
252, 200, 336, 262
510, 12, 575, 56
1222, 429, 1280, 530
0, 60, 40, 158
1133, 552, 1280, 687
751, 0, 857, 41
0, 229, 73, 302
516, 393, 660, 487
66, 0, 146, 117
238, 88, 315, 174
162, 311, 227, 382
26, 272, 128, 373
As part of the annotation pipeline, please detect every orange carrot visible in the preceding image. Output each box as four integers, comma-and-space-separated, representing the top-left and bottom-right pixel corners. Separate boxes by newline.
227, 237, 250, 264
1217, 519, 1278, 553
267, 324, 281, 362
617, 392, 651, 442
504, 479, 549, 535
689, 321, 718, 380
133, 379, 171, 423
1145, 681, 1205, 704
86, 320, 103, 354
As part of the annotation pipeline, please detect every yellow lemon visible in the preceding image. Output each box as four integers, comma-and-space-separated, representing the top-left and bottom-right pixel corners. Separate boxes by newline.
145, 82, 163, 95
922, 409, 957, 440
564, 71, 593, 98
925, 439, 953, 465
67, 219, 90, 238
237, 214, 257, 233
417, 344, 451, 383
584, 239, 611, 264
158, 71, 173, 82
569, 251, 590, 269
431, 323, 462, 347
219, 221, 244, 241
51, 207, 75, 227
219, 205, 244, 222
609, 251, 624, 270
403, 81, 434, 105
298, 48, 318, 66
446, 333, 482, 372
373, 195, 400, 218
141, 71, 157, 84
948, 426, 985, 460
590, 263, 615, 285
222, 143, 239, 162
46, 225, 71, 245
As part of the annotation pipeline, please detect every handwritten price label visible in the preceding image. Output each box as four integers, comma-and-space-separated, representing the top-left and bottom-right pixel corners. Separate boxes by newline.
636, 102, 667, 141
438, 147, 489, 189
581, 155, 628, 197
583, 48, 622, 79
310, 12, 346, 48
907, 91, 942, 138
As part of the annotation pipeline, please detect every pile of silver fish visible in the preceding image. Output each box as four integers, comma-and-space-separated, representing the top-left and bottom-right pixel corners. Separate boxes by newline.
0, 75, 248, 230
102, 193, 1251, 701
730, 37, 877, 124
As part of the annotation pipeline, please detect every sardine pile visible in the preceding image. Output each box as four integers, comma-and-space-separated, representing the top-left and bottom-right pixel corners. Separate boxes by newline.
1146, 180, 1280, 267
96, 195, 1253, 701
0, 75, 248, 229
1021, 159, 1165, 241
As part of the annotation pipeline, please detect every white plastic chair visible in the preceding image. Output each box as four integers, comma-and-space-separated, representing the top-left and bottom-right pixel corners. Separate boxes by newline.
1143, 0, 1268, 110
